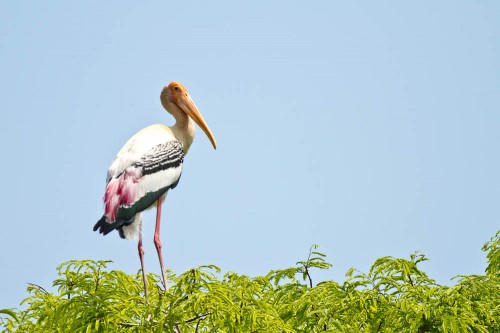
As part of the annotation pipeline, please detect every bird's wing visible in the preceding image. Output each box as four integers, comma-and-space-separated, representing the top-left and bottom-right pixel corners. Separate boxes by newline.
106, 124, 176, 183
101, 125, 184, 225
105, 140, 184, 223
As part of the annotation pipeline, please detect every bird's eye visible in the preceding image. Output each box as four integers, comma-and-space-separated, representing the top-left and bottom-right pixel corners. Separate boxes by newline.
174, 86, 180, 92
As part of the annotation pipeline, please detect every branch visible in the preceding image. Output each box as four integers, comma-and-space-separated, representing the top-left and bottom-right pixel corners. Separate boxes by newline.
407, 274, 415, 287
94, 267, 101, 293
184, 313, 211, 324
119, 322, 140, 327
375, 318, 384, 333
305, 266, 313, 288
195, 316, 206, 333
27, 283, 49, 295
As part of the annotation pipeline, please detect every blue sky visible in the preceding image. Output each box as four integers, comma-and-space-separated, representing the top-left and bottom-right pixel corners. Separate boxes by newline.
1, 1, 499, 309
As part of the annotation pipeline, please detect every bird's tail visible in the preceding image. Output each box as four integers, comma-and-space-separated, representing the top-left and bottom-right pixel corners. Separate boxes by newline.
93, 215, 136, 239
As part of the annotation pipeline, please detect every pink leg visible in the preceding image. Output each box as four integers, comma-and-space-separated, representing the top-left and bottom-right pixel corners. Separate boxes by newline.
154, 199, 168, 290
138, 222, 149, 302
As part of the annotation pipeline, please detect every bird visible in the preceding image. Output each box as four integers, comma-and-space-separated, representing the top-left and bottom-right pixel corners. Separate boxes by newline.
93, 82, 216, 300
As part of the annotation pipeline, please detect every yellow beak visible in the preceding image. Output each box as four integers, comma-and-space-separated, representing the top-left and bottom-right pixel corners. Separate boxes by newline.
176, 93, 217, 149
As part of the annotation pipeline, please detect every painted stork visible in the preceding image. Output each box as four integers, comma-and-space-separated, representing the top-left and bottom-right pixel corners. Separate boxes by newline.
93, 82, 216, 299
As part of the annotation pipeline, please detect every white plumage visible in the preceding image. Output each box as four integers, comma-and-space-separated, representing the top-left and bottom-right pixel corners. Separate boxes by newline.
107, 124, 177, 181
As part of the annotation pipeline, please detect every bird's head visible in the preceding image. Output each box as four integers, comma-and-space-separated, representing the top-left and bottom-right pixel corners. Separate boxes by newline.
161, 82, 217, 149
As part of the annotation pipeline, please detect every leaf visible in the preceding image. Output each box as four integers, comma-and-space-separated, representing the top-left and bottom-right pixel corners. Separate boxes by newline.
3, 233, 500, 333
0, 309, 18, 322
332, 320, 345, 332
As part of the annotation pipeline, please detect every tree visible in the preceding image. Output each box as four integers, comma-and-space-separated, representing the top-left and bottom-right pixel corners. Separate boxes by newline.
2, 231, 499, 332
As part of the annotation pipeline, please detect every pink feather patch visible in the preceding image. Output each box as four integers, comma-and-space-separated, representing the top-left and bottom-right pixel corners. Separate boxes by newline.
104, 168, 141, 221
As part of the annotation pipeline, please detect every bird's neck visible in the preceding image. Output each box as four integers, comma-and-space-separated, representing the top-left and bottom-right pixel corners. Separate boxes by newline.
161, 96, 195, 154
171, 112, 195, 154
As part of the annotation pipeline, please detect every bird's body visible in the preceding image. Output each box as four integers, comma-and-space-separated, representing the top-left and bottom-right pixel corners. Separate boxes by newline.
94, 124, 184, 239
94, 82, 216, 300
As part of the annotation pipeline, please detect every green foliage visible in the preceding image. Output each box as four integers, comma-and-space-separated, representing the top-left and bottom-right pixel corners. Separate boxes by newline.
2, 234, 500, 332
483, 230, 500, 276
